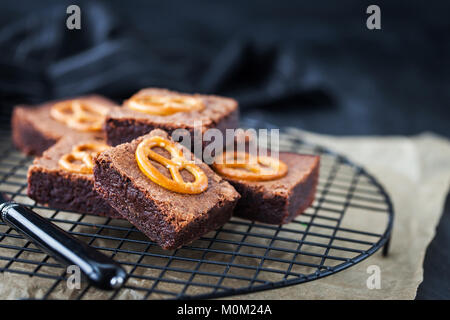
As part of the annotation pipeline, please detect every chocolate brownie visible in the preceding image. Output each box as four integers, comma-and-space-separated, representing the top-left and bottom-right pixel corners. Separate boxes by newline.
215, 152, 320, 225
104, 88, 239, 151
93, 129, 240, 249
12, 95, 116, 156
27, 134, 121, 218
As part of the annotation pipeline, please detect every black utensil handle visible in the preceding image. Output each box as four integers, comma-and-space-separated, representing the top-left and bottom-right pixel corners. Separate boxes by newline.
0, 201, 126, 290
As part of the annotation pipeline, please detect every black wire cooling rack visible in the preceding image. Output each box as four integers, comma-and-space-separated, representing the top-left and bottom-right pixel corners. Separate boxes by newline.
0, 116, 393, 299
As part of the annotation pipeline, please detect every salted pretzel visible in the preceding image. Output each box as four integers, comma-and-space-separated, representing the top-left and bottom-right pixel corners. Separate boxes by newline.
50, 99, 109, 131
59, 142, 109, 174
212, 151, 288, 181
125, 94, 204, 116
135, 136, 208, 194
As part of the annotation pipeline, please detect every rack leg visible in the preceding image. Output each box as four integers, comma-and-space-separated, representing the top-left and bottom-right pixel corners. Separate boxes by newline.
382, 236, 391, 257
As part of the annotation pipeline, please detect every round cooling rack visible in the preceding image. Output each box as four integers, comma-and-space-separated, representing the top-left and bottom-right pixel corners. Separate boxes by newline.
0, 117, 393, 300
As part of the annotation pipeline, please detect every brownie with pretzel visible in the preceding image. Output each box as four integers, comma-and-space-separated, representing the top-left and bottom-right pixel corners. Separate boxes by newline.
27, 133, 121, 218
12, 95, 117, 156
212, 148, 320, 225
93, 129, 240, 249
104, 88, 239, 151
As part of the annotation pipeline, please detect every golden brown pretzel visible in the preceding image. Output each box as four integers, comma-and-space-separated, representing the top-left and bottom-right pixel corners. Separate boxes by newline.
59, 142, 109, 174
50, 99, 109, 131
212, 151, 288, 181
125, 94, 204, 116
135, 136, 208, 194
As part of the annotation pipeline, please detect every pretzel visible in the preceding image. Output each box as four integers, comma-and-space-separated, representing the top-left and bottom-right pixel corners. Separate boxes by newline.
50, 99, 109, 131
212, 151, 288, 181
59, 142, 109, 174
125, 94, 204, 116
135, 136, 208, 194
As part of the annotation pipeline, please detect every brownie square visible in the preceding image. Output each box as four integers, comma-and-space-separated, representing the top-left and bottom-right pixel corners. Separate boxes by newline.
93, 129, 240, 249
27, 133, 121, 218
104, 88, 239, 149
219, 152, 320, 225
12, 95, 116, 156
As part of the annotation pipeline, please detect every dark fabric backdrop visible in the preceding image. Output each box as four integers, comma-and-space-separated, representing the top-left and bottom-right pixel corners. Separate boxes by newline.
0, 0, 449, 136
0, 0, 448, 298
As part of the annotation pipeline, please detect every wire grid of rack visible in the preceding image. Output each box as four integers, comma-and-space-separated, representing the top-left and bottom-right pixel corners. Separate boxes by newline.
0, 117, 393, 299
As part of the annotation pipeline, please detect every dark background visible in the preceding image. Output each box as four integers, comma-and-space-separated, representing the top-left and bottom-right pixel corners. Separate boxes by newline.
0, 0, 448, 298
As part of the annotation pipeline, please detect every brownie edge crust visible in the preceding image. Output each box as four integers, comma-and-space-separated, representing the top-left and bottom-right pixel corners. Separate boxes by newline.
12, 107, 57, 156
27, 168, 121, 218
93, 130, 240, 250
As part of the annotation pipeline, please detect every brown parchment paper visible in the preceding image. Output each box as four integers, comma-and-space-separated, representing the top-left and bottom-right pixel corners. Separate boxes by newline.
0, 130, 449, 300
